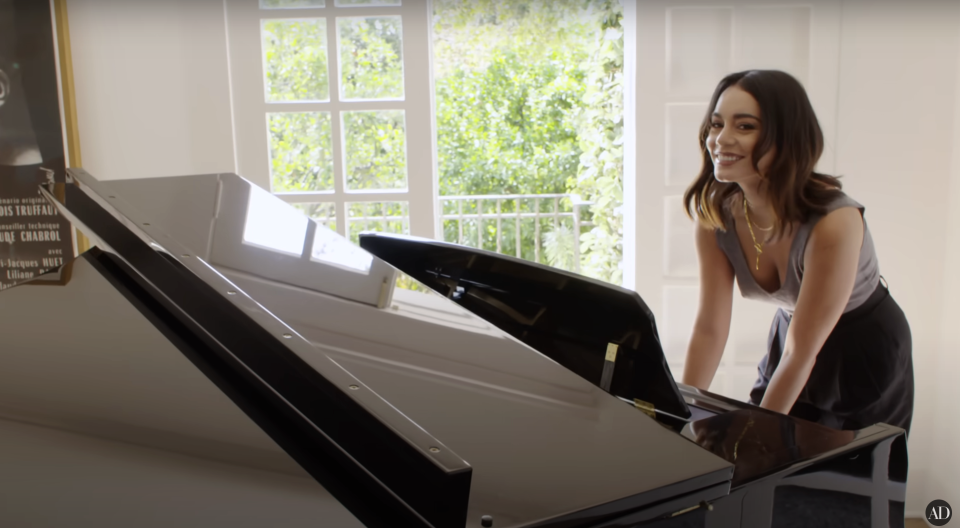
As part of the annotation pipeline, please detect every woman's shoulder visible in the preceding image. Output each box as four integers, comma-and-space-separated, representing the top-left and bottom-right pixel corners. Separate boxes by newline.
827, 190, 863, 210
803, 192, 866, 257
809, 189, 865, 220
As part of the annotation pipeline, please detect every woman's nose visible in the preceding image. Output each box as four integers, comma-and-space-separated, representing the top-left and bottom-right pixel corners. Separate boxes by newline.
714, 128, 735, 148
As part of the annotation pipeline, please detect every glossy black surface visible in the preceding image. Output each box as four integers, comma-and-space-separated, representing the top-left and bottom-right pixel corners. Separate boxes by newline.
684, 408, 879, 488
358, 232, 692, 420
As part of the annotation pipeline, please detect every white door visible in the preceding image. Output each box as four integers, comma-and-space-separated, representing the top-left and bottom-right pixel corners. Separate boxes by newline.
632, 0, 842, 400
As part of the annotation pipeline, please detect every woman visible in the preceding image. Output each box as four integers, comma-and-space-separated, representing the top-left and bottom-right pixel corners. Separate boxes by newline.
681, 70, 914, 434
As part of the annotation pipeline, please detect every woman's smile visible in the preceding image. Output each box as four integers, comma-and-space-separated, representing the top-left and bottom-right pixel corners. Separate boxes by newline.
714, 152, 744, 167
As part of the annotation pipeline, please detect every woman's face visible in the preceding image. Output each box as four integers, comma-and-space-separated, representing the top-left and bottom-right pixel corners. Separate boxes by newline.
706, 85, 775, 185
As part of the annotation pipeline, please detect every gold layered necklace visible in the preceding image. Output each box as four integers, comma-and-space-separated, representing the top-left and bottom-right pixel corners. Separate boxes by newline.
742, 196, 772, 271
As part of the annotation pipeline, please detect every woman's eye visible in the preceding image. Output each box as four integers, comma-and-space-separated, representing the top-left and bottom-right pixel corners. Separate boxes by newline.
738, 123, 757, 130
710, 122, 723, 129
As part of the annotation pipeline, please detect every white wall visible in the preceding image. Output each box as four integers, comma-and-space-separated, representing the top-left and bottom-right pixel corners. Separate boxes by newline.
932, 14, 960, 515
834, 0, 960, 515
67, 0, 236, 180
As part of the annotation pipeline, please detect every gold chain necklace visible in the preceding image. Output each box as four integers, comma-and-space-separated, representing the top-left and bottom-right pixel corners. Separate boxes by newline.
743, 197, 765, 271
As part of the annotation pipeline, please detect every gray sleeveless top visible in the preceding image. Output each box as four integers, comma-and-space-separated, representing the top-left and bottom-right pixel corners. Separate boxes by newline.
716, 193, 880, 314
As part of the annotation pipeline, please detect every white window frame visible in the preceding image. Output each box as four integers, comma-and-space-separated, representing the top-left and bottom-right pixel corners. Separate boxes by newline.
224, 0, 438, 241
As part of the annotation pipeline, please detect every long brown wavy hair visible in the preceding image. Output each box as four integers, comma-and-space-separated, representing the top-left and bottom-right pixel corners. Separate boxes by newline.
683, 70, 842, 238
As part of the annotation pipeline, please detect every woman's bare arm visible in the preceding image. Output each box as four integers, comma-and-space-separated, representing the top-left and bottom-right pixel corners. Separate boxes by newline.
759, 207, 864, 413
681, 223, 736, 390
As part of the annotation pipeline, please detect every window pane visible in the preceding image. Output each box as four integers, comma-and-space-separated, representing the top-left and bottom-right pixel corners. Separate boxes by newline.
267, 112, 334, 192
262, 19, 329, 102
342, 110, 407, 191
335, 0, 401, 6
292, 202, 337, 233
337, 17, 404, 101
347, 201, 409, 243
260, 0, 325, 8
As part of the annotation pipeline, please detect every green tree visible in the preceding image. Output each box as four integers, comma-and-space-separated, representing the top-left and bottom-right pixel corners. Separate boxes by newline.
570, 0, 624, 284
262, 19, 329, 102
433, 0, 623, 281
338, 17, 404, 100
268, 111, 334, 192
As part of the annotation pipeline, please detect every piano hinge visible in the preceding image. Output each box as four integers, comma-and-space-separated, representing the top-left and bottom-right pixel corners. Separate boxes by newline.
670, 501, 714, 518
599, 343, 619, 392
633, 398, 655, 418
377, 277, 391, 309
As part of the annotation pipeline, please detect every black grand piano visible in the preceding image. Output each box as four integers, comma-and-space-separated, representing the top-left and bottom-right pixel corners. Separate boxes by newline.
0, 170, 907, 527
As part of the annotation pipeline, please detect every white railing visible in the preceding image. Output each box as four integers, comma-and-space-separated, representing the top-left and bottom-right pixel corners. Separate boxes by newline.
296, 194, 593, 273
438, 193, 592, 272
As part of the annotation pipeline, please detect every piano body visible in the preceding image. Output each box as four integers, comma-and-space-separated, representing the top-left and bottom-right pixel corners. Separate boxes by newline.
0, 169, 907, 527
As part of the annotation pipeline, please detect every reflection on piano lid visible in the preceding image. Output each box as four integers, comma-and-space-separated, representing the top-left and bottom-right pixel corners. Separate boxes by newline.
240, 182, 375, 274
104, 172, 393, 306
242, 184, 311, 257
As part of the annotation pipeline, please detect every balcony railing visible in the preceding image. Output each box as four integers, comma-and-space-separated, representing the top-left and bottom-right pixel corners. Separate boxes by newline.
292, 194, 593, 274
439, 194, 592, 273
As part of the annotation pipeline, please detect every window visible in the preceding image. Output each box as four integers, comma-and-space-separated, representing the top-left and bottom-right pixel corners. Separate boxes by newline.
225, 0, 435, 245
226, 0, 625, 286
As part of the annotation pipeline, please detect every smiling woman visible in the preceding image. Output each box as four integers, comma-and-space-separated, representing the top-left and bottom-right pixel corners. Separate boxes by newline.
681, 69, 915, 436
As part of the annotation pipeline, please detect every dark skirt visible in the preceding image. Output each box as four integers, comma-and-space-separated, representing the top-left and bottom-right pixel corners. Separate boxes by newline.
749, 281, 914, 435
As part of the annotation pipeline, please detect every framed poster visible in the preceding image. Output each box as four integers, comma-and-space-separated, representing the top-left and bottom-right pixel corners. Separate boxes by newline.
0, 0, 80, 289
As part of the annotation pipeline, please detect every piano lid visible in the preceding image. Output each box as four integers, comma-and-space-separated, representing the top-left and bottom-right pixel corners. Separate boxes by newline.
358, 232, 692, 420
38, 170, 739, 527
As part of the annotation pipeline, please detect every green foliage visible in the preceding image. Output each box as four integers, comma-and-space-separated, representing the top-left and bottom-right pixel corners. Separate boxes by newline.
338, 17, 404, 100
262, 19, 329, 102
269, 112, 334, 192
543, 223, 577, 272
342, 110, 407, 191
434, 51, 585, 197
434, 0, 624, 283
572, 0, 624, 284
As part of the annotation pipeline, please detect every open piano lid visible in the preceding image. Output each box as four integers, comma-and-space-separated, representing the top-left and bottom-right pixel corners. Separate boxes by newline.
359, 232, 692, 420
19, 170, 738, 528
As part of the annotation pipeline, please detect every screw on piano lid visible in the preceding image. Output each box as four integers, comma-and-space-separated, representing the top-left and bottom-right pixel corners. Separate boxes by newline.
480, 515, 493, 527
